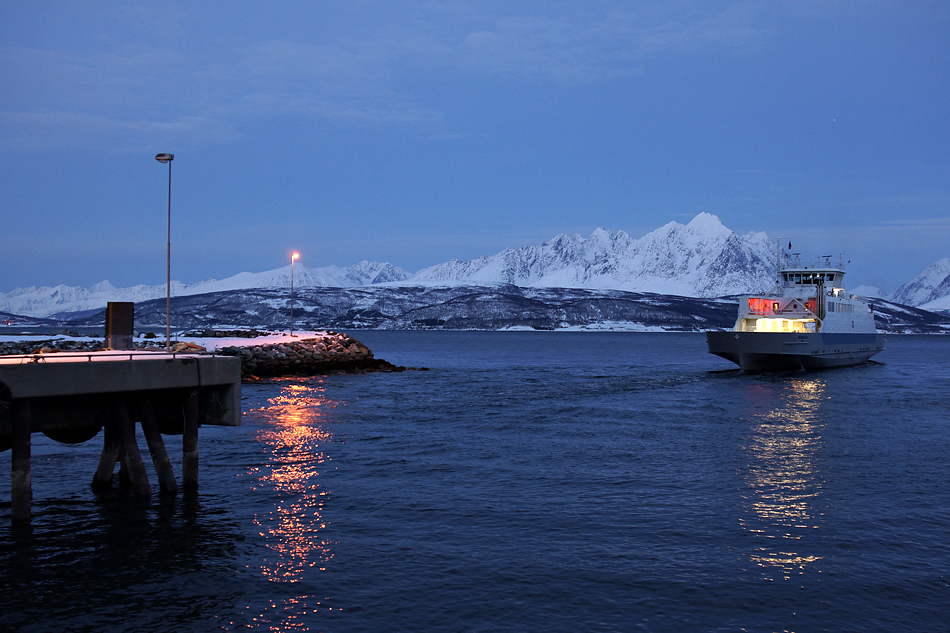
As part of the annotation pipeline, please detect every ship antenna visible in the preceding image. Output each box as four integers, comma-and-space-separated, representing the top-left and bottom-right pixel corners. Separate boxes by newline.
776, 237, 782, 285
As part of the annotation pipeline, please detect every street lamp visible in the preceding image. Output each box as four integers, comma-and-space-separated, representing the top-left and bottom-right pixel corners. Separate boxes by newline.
290, 252, 300, 337
155, 153, 174, 351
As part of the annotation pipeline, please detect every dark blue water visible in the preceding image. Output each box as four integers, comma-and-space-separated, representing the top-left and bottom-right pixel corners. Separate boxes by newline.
2, 333, 949, 632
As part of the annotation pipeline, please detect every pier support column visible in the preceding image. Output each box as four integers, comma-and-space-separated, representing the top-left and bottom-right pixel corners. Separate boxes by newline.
92, 421, 121, 491
11, 399, 31, 523
115, 399, 151, 496
138, 397, 178, 494
182, 394, 199, 491
117, 448, 131, 487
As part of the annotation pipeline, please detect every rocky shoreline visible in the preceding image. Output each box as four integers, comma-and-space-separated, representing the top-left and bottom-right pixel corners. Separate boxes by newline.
0, 330, 422, 379
216, 332, 422, 378
0, 338, 107, 355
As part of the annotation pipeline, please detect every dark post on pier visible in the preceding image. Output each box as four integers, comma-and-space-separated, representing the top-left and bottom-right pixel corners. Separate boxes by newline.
104, 301, 134, 350
0, 351, 241, 523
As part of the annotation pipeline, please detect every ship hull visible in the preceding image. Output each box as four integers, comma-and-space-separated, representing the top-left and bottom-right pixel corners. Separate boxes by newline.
706, 331, 886, 372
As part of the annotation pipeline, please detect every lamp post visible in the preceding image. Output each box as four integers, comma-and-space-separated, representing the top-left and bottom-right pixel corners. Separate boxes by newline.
155, 153, 174, 351
290, 252, 300, 337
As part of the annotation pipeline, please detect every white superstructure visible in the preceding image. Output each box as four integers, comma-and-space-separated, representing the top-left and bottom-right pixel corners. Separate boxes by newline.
734, 254, 877, 335
706, 250, 885, 372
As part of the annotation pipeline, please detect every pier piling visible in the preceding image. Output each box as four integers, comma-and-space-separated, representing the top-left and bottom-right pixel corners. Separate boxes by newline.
183, 394, 199, 491
138, 397, 178, 494
1, 352, 240, 522
11, 399, 31, 523
92, 421, 122, 491
115, 399, 151, 496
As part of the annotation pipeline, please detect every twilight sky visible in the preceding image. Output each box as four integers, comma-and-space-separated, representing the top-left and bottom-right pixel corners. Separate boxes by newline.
1, 1, 948, 294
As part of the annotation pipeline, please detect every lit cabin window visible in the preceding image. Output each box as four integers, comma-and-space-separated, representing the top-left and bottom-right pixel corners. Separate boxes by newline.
749, 298, 772, 313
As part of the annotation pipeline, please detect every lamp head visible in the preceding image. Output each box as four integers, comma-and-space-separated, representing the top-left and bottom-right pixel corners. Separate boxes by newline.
155, 153, 174, 163
292, 252, 300, 261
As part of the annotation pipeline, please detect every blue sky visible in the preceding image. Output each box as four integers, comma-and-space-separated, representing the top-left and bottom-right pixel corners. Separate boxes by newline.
1, 1, 948, 293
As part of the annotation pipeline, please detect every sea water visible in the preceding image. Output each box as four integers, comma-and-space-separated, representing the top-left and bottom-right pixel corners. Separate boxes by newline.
1, 332, 949, 632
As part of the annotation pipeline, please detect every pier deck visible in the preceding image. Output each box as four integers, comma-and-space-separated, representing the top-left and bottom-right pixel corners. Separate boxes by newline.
0, 351, 241, 522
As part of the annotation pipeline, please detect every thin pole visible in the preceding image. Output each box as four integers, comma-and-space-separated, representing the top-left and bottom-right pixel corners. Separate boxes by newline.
166, 160, 172, 352
290, 257, 295, 336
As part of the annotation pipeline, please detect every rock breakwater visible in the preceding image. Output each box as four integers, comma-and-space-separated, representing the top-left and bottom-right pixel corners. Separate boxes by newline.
217, 331, 416, 378
1, 339, 106, 355
0, 330, 418, 379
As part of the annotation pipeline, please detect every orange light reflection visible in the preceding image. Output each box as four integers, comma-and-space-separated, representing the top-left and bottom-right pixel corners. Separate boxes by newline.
216, 595, 340, 631
249, 379, 340, 583
739, 378, 826, 580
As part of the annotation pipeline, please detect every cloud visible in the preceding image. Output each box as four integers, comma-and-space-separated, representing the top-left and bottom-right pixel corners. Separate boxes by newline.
453, 4, 760, 83
0, 110, 241, 152
234, 40, 443, 124
0, 2, 764, 151
878, 216, 950, 229
848, 193, 950, 211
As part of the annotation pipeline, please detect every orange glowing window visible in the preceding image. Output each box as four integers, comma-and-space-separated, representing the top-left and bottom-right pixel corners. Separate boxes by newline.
749, 298, 772, 313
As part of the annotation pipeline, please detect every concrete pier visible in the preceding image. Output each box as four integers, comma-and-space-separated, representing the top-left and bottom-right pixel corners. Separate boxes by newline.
0, 351, 241, 522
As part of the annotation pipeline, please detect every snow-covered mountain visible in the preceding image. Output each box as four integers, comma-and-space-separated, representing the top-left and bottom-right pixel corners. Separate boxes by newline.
850, 285, 886, 299
0, 261, 410, 318
56, 285, 950, 334
27, 212, 933, 319
890, 258, 950, 311
410, 213, 776, 296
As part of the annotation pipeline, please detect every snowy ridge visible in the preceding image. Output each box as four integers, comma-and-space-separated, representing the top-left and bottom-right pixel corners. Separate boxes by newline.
890, 258, 950, 310
15, 212, 933, 319
850, 285, 886, 299
410, 213, 777, 297
0, 261, 410, 318
3, 213, 782, 318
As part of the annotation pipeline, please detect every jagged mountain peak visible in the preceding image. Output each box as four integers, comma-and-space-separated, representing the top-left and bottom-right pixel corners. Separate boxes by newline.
686, 211, 728, 230
1, 214, 844, 318
410, 213, 776, 296
889, 258, 950, 310
90, 280, 116, 293
1, 214, 779, 318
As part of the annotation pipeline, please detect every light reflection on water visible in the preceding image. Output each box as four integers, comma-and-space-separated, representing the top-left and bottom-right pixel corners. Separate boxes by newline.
249, 381, 338, 583
740, 378, 826, 580
3, 334, 949, 632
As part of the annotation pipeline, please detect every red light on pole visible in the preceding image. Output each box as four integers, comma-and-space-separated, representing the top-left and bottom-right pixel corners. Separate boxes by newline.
291, 252, 300, 337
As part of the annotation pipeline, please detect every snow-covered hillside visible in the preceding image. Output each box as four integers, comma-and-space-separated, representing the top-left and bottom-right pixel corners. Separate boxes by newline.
0, 261, 410, 318
17, 212, 924, 319
411, 213, 777, 296
850, 285, 886, 299
890, 258, 950, 310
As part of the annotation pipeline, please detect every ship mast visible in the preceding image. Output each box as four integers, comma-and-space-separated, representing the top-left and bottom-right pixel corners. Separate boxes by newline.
775, 237, 782, 286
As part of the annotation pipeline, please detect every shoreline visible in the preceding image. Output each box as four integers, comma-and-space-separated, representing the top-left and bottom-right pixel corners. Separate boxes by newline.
0, 330, 425, 379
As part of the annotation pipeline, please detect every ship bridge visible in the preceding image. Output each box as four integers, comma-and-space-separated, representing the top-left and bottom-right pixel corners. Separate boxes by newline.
779, 255, 847, 298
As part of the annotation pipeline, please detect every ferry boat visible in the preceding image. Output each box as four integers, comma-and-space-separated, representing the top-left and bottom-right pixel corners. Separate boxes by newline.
706, 250, 886, 371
